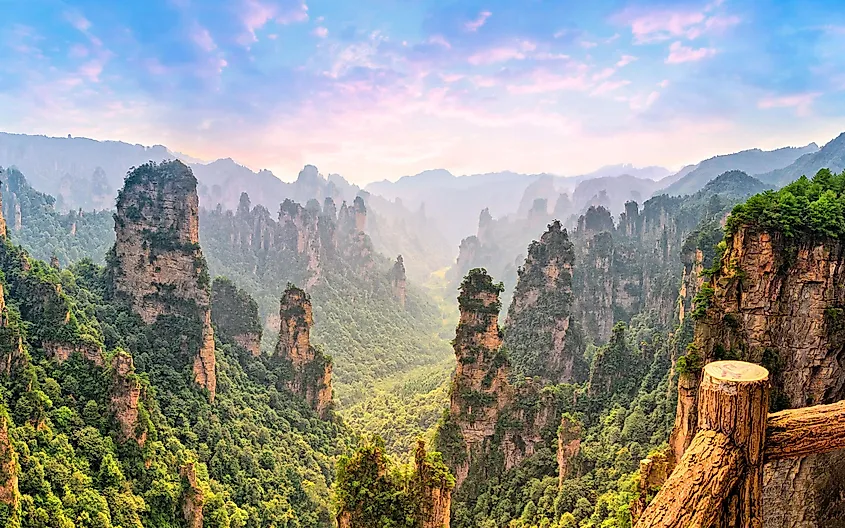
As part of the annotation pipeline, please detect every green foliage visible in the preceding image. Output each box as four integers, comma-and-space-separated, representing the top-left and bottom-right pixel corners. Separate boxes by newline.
210, 277, 262, 343
690, 285, 715, 320
334, 437, 453, 528
0, 167, 114, 267
725, 169, 845, 239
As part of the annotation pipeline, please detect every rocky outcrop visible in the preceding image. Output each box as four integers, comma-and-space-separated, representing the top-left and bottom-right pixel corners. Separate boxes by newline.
557, 414, 582, 485
670, 225, 845, 527
192, 313, 217, 400
109, 351, 146, 446
504, 221, 586, 383
413, 440, 453, 528
13, 203, 20, 232
275, 285, 333, 418
389, 255, 406, 308
110, 160, 216, 400
210, 277, 262, 356
444, 269, 511, 486
280, 199, 322, 287
44, 341, 104, 366
630, 451, 672, 523
180, 462, 204, 528
0, 411, 19, 523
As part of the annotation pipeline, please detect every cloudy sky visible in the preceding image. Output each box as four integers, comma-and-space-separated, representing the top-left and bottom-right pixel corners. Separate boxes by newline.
2, 0, 845, 183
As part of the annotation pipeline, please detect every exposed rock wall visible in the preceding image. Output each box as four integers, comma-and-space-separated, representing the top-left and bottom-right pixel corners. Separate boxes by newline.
670, 226, 845, 527
109, 352, 146, 446
44, 341, 104, 366
275, 285, 333, 418
110, 160, 216, 400
504, 220, 586, 383
557, 414, 582, 486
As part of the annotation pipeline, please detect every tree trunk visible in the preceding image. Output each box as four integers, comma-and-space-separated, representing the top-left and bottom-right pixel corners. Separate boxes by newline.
697, 361, 769, 528
637, 361, 770, 528
764, 399, 845, 462
634, 430, 742, 528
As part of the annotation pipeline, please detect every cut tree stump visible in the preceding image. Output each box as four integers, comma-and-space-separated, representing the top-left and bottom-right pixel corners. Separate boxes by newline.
636, 361, 769, 528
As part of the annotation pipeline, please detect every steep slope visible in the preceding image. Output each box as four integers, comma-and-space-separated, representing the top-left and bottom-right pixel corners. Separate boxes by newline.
661, 143, 818, 196
758, 132, 845, 187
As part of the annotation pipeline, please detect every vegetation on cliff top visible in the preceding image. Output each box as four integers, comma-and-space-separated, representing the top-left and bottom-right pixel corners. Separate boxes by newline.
726, 168, 845, 239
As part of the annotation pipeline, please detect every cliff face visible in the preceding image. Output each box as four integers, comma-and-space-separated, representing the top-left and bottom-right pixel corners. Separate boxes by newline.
109, 352, 146, 446
275, 285, 333, 418
210, 277, 262, 356
449, 270, 511, 485
677, 248, 704, 324
441, 269, 573, 490
672, 225, 845, 527
389, 255, 406, 308
504, 221, 586, 383
110, 160, 216, 400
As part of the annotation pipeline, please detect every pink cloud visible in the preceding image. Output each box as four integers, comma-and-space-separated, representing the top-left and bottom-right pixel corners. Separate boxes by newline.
440, 73, 464, 83
507, 69, 589, 94
68, 44, 89, 59
64, 10, 91, 32
190, 24, 217, 52
592, 67, 616, 81
238, 0, 309, 45
617, 2, 739, 44
758, 93, 821, 117
465, 11, 492, 32
616, 55, 637, 67
591, 80, 631, 96
79, 60, 104, 82
468, 41, 535, 65
665, 41, 716, 63
313, 26, 328, 38
428, 34, 451, 49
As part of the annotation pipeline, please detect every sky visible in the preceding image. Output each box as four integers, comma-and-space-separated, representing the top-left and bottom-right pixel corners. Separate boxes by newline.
2, 0, 845, 183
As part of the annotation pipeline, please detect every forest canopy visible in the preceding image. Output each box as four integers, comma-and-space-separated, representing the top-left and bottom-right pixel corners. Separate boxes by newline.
725, 169, 845, 239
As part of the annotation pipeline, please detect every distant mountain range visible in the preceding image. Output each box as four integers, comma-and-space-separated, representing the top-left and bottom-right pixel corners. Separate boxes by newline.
3, 129, 845, 270
658, 143, 819, 196
757, 132, 845, 186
